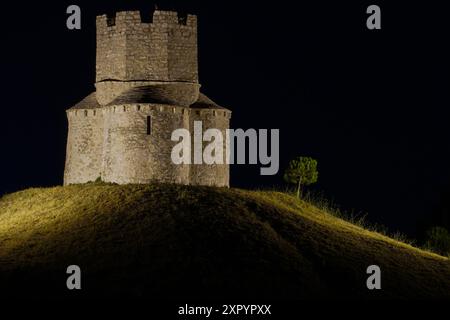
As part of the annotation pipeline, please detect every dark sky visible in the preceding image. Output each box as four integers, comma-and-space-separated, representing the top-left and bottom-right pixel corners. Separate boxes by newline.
0, 0, 449, 237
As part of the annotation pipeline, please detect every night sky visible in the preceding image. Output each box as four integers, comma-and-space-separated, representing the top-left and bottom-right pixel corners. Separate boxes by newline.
1, 1, 449, 237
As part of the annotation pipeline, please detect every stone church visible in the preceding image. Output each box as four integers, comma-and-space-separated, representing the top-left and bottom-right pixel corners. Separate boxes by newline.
64, 10, 231, 187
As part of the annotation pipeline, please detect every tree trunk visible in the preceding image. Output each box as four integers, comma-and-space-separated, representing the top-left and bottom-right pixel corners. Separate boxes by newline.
296, 177, 302, 199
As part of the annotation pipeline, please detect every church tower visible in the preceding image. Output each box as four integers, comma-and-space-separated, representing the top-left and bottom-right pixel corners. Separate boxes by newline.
95, 10, 200, 106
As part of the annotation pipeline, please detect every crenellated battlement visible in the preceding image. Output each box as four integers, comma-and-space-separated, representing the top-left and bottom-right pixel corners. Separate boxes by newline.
67, 104, 231, 119
96, 10, 197, 29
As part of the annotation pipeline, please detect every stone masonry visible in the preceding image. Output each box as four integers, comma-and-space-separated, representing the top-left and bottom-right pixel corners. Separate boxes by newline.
64, 10, 231, 187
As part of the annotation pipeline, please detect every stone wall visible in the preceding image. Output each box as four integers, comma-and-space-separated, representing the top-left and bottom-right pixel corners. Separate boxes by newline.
64, 109, 104, 184
166, 13, 198, 82
96, 11, 198, 83
96, 16, 126, 81
189, 109, 231, 187
65, 102, 230, 187
101, 103, 190, 185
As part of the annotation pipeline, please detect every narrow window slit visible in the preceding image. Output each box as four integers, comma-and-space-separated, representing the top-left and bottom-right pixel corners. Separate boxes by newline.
147, 116, 152, 135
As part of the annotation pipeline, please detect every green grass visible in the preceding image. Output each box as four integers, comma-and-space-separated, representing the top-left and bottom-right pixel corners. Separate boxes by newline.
0, 183, 449, 299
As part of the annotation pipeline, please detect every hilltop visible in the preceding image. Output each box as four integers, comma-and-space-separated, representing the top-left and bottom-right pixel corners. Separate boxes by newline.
0, 183, 449, 299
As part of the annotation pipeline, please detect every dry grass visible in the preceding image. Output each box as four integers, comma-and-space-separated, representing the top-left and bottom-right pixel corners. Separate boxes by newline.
0, 183, 449, 299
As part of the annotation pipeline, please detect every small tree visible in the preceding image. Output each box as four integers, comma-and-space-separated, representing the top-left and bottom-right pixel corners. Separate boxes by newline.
284, 156, 318, 198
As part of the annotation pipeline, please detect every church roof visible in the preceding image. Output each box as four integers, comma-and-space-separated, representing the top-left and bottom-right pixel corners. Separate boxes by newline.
107, 85, 191, 107
190, 93, 228, 110
69, 92, 101, 110
69, 87, 231, 111
107, 85, 230, 111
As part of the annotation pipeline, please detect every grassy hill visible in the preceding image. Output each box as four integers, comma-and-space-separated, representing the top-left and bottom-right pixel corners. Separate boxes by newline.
0, 183, 449, 299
